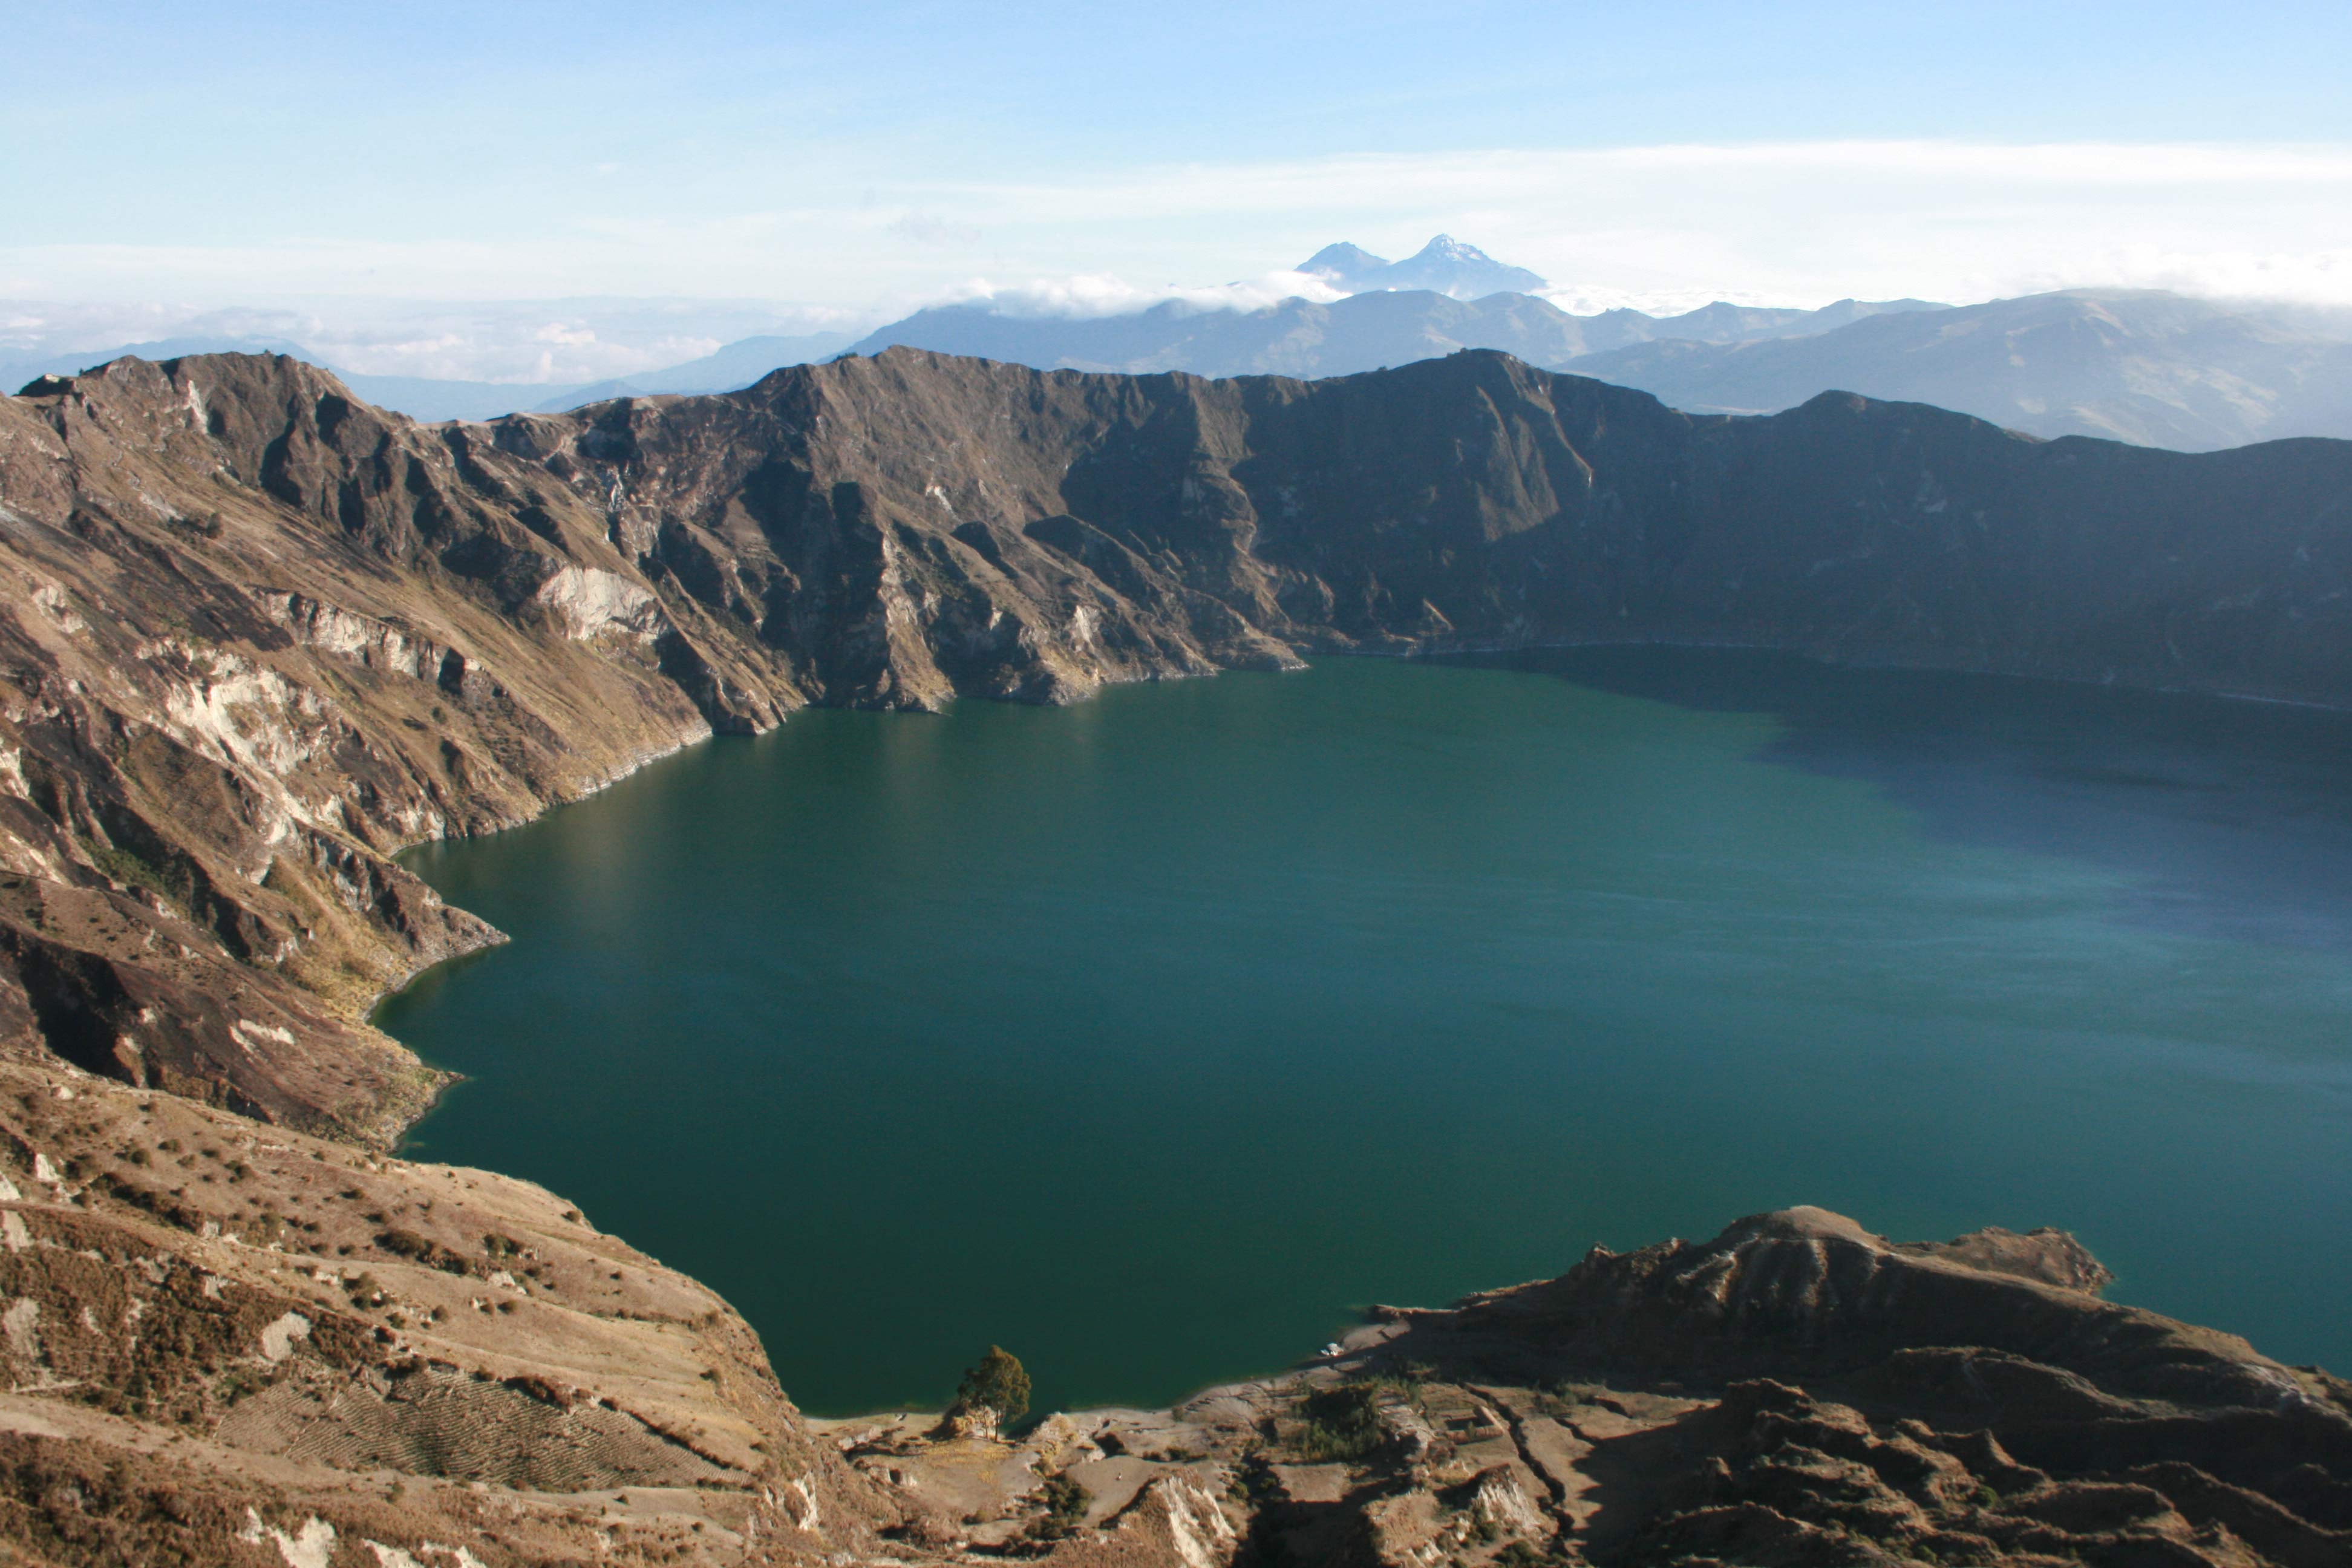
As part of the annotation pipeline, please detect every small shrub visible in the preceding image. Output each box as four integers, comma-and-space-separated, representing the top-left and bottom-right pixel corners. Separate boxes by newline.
88, 1171, 206, 1232
1028, 1474, 1091, 1542
1229, 1453, 1281, 1506
1291, 1383, 1388, 1463
214, 1367, 271, 1407
377, 1227, 473, 1274
87, 840, 174, 902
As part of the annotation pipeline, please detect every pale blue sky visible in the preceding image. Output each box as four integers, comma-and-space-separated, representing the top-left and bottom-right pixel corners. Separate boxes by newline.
7, 1, 2351, 376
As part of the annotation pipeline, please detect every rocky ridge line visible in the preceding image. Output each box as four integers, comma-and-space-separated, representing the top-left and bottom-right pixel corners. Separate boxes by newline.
7, 345, 2352, 1142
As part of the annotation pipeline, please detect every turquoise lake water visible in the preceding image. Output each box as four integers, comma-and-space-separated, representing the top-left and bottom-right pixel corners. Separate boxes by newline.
379, 650, 2352, 1415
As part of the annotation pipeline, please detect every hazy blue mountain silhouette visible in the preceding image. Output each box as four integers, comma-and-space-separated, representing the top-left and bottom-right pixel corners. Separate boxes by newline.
844, 288, 1942, 382
1567, 290, 2352, 449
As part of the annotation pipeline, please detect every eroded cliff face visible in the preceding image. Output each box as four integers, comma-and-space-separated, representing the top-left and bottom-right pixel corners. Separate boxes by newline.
0, 350, 2349, 1564
491, 347, 2352, 716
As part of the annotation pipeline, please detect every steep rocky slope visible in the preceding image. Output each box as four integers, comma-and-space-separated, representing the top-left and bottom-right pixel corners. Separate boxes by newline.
1, 348, 2350, 1562
541, 344, 2352, 707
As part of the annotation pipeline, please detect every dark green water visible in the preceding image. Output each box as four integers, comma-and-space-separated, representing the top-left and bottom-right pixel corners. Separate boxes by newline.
380, 650, 2352, 1415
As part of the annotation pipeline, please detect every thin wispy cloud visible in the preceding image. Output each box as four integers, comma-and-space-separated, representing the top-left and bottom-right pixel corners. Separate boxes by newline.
938, 270, 1349, 319
936, 140, 2352, 311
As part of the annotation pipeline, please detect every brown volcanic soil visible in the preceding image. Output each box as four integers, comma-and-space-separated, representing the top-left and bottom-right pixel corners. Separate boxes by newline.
0, 348, 2347, 1562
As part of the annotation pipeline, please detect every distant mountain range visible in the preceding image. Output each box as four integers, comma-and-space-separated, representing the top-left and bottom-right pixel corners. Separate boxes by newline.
1567, 289, 2352, 449
10, 238, 2352, 450
843, 287, 1944, 380
842, 281, 2352, 451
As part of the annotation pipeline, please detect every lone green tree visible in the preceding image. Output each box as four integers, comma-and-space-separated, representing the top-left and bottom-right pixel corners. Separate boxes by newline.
954, 1344, 1031, 1426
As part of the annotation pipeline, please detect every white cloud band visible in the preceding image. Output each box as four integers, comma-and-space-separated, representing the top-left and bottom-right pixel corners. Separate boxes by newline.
6, 139, 2349, 374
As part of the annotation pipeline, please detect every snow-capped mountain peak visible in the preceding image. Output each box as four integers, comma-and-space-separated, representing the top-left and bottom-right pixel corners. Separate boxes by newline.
1292, 235, 1548, 300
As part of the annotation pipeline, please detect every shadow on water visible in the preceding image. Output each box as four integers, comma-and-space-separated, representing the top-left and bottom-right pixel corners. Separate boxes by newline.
1463, 645, 2352, 952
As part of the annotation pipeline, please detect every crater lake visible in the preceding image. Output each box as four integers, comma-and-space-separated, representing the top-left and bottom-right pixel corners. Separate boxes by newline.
379, 650, 2352, 1415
